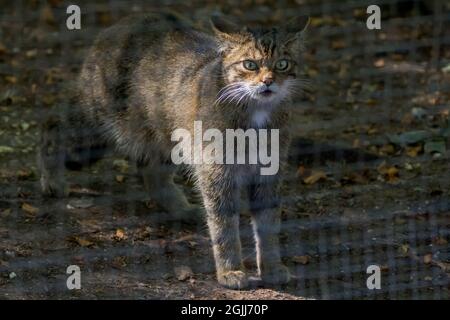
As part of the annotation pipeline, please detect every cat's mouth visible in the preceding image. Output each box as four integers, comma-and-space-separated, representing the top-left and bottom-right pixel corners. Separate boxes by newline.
259, 89, 274, 97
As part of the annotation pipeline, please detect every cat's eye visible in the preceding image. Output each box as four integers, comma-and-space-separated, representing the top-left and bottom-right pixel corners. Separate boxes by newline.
275, 59, 290, 71
243, 60, 258, 71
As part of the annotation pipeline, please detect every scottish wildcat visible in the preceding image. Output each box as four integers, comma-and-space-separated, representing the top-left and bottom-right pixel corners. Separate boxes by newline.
38, 11, 310, 289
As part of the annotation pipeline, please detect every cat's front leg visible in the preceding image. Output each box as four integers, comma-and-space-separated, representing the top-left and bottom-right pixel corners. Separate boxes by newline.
249, 176, 291, 285
196, 165, 248, 289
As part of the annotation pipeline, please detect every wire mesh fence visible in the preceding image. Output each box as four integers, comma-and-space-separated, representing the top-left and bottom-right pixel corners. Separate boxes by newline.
0, 0, 449, 299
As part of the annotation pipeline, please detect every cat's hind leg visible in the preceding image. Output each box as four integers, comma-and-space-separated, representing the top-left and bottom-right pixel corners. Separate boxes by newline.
248, 176, 291, 286
38, 113, 107, 197
37, 116, 68, 197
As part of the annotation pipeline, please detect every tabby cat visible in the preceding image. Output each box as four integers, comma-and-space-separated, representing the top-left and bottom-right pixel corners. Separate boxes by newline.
38, 11, 310, 289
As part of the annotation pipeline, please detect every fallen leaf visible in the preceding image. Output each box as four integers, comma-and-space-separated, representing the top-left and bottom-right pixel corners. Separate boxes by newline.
114, 228, 127, 241
310, 17, 324, 27
115, 175, 125, 183
0, 260, 9, 267
411, 107, 427, 119
367, 127, 379, 135
174, 265, 193, 281
47, 0, 64, 7
68, 236, 94, 247
0, 146, 14, 154
442, 63, 450, 73
306, 67, 318, 77
386, 167, 399, 182
0, 227, 9, 238
77, 218, 102, 233
303, 171, 327, 185
17, 169, 33, 180
112, 159, 129, 173
67, 198, 94, 209
405, 145, 423, 157
434, 261, 450, 272
22, 203, 38, 215
380, 265, 389, 272
365, 99, 378, 106
411, 92, 440, 106
296, 165, 306, 177
341, 171, 369, 185
0, 43, 7, 55
134, 226, 153, 241
1, 208, 11, 217
42, 94, 56, 105
374, 58, 385, 68
40, 5, 55, 25
331, 39, 345, 49
174, 234, 197, 243
423, 253, 433, 264
97, 12, 112, 26
25, 49, 38, 59
20, 122, 30, 131
112, 256, 127, 269
379, 144, 395, 155
4, 76, 17, 84
394, 217, 407, 225
432, 237, 448, 246
377, 162, 399, 182
145, 200, 158, 210
399, 244, 409, 256
401, 113, 414, 125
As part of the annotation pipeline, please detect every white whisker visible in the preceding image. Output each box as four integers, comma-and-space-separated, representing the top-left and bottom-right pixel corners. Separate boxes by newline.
214, 82, 250, 107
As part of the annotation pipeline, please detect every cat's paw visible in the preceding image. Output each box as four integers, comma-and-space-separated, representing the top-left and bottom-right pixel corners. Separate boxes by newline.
217, 270, 249, 290
261, 264, 291, 285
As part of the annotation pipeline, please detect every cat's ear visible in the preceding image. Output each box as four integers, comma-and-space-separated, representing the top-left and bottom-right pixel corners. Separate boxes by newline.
282, 15, 310, 48
210, 14, 248, 46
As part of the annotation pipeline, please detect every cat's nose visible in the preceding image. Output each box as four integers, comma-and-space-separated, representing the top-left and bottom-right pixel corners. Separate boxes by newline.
262, 78, 274, 86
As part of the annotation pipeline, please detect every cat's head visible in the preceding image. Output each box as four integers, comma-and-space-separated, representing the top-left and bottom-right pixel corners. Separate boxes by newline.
211, 14, 310, 107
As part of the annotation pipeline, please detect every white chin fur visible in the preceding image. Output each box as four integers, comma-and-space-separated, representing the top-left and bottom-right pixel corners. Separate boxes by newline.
251, 109, 271, 127
247, 83, 290, 127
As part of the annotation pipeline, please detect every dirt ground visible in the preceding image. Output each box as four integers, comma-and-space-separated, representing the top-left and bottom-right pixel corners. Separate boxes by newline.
0, 0, 449, 299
